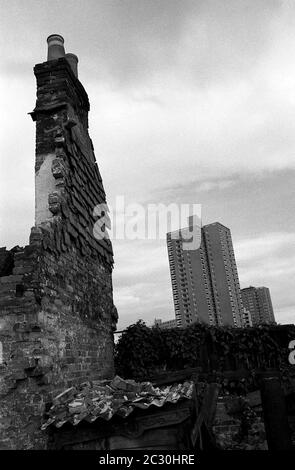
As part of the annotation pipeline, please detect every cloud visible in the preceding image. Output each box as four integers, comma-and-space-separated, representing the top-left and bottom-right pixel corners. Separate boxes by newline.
236, 231, 295, 323
89, 70, 295, 208
156, 178, 236, 200
0, 1, 294, 328
0, 0, 284, 86
235, 232, 295, 262
113, 239, 174, 328
275, 306, 295, 325
113, 240, 168, 284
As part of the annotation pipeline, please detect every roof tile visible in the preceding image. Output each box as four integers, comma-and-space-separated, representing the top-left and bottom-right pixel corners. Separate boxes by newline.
42, 376, 194, 430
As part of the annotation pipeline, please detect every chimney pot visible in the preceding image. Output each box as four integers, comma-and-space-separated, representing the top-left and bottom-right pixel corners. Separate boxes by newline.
65, 53, 79, 78
47, 34, 65, 61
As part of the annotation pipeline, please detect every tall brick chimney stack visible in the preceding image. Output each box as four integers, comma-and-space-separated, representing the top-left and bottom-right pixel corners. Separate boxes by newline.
0, 36, 117, 449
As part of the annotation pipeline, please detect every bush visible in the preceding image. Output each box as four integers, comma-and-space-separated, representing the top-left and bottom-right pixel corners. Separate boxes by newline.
115, 320, 295, 381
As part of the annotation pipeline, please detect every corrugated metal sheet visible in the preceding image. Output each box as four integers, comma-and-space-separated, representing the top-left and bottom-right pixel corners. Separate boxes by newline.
42, 376, 195, 430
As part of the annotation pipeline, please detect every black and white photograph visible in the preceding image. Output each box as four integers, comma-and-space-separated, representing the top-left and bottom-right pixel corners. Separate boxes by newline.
0, 0, 295, 462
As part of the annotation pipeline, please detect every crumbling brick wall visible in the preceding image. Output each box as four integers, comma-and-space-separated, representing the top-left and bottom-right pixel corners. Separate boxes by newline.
0, 54, 117, 449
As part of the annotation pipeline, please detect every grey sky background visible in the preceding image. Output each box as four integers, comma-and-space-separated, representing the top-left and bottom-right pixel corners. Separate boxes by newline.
0, 0, 294, 328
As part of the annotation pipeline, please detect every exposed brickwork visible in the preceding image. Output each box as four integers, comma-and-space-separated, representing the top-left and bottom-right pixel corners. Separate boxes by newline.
0, 54, 117, 449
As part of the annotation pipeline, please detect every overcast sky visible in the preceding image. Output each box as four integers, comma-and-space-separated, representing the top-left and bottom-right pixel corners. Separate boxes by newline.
0, 0, 295, 329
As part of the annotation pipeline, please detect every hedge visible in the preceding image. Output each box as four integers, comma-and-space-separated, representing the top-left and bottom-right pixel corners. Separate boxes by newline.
115, 320, 295, 382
